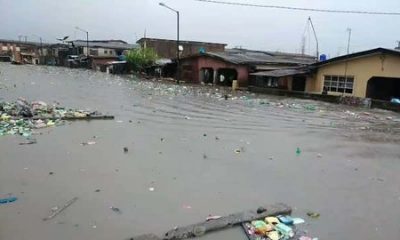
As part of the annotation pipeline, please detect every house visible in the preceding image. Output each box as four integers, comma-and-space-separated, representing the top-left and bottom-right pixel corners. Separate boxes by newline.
69, 40, 138, 57
179, 48, 316, 86
252, 48, 400, 101
136, 38, 227, 59
311, 48, 400, 100
67, 40, 138, 70
0, 39, 45, 64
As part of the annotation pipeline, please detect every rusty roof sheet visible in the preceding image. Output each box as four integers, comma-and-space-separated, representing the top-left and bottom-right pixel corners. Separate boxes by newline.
250, 68, 310, 77
206, 49, 316, 65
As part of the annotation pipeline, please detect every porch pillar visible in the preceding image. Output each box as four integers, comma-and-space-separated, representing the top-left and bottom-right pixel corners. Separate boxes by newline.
213, 69, 218, 85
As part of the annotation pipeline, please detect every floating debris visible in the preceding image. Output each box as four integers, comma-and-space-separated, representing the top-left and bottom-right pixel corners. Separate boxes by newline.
43, 197, 78, 221
296, 147, 301, 156
206, 215, 222, 221
0, 195, 18, 205
81, 141, 96, 146
0, 99, 113, 140
243, 215, 317, 240
110, 206, 122, 214
306, 211, 320, 219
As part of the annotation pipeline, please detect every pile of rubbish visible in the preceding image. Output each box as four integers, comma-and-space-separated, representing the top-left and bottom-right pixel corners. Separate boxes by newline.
242, 215, 317, 240
0, 98, 112, 138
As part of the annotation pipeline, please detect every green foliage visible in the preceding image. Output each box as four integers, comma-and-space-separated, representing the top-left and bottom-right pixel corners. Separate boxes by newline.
126, 47, 158, 72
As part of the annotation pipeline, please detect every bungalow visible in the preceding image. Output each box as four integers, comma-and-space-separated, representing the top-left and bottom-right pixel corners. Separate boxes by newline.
179, 48, 316, 87
310, 48, 400, 101
250, 48, 400, 101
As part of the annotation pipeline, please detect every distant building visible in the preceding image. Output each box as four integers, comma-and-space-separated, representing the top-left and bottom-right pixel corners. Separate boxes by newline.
0, 39, 44, 64
67, 40, 138, 70
179, 48, 316, 87
68, 40, 138, 57
136, 38, 227, 59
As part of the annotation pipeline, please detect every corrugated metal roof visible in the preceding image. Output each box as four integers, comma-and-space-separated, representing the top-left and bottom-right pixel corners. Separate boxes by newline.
314, 47, 400, 66
203, 49, 316, 65
250, 68, 309, 77
137, 37, 227, 46
70, 40, 138, 50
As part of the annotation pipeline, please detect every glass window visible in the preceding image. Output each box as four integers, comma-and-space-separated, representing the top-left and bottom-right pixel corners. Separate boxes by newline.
323, 75, 354, 94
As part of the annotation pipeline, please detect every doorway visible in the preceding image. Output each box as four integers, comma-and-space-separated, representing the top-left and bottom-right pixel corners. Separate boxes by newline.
292, 76, 306, 92
200, 68, 214, 84
216, 68, 238, 86
366, 77, 400, 100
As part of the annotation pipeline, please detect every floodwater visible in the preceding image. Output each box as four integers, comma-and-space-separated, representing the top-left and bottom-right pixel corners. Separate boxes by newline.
1, 63, 400, 240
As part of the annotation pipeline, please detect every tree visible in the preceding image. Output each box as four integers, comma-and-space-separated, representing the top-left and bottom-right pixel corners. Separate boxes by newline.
126, 47, 158, 72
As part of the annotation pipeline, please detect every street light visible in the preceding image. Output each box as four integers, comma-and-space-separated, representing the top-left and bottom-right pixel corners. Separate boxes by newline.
32, 34, 43, 56
159, 2, 180, 84
75, 26, 89, 58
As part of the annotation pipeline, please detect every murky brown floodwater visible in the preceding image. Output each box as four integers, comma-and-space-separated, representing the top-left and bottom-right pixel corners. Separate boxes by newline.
1, 63, 400, 240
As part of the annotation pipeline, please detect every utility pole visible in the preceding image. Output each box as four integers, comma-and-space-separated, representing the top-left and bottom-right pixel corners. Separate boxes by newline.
396, 41, 400, 50
308, 17, 319, 61
301, 36, 306, 55
343, 28, 352, 95
159, 2, 180, 84
346, 28, 352, 54
75, 26, 89, 59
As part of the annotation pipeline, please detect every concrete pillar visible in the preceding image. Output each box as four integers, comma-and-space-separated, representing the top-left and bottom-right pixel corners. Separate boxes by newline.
213, 69, 218, 85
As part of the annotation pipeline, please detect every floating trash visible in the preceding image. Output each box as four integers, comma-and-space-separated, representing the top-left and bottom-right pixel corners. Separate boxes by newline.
242, 214, 317, 240
0, 98, 113, 141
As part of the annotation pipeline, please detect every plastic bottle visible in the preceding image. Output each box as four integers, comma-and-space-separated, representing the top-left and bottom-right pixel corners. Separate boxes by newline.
296, 147, 301, 156
275, 223, 294, 238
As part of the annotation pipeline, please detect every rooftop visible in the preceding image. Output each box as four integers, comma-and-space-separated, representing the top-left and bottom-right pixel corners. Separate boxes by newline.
250, 68, 310, 77
0, 39, 51, 47
183, 48, 316, 66
137, 37, 227, 46
69, 40, 138, 50
314, 47, 400, 66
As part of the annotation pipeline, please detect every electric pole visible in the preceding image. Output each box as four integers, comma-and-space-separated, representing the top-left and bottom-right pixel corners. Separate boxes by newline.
308, 17, 319, 60
346, 28, 352, 54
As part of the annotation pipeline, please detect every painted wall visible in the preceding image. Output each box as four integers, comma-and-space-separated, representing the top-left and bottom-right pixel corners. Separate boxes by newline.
311, 53, 400, 97
83, 47, 117, 57
180, 56, 249, 86
138, 39, 226, 59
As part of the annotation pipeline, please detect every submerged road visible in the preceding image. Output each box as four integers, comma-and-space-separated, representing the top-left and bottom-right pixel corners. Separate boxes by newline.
1, 63, 400, 240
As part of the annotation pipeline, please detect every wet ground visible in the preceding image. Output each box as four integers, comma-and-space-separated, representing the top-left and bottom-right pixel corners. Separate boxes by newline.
1, 63, 400, 240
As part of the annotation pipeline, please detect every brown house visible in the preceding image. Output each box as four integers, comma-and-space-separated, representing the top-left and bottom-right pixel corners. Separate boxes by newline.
179, 49, 316, 87
136, 38, 226, 59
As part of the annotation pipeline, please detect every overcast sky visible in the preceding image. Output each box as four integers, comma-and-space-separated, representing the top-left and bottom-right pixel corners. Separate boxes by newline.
1, 0, 399, 57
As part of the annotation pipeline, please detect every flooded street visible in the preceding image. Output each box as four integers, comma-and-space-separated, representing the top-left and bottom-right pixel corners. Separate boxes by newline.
1, 63, 400, 240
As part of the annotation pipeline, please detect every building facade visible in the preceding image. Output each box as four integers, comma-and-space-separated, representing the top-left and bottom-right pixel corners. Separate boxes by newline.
137, 38, 227, 59
310, 48, 400, 100
249, 48, 400, 102
179, 49, 315, 87
69, 40, 138, 57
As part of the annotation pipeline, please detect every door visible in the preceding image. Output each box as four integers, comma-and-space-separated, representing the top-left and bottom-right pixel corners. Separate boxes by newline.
292, 76, 306, 92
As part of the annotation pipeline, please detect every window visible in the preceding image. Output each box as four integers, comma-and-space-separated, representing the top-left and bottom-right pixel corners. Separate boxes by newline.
324, 75, 354, 94
104, 50, 108, 54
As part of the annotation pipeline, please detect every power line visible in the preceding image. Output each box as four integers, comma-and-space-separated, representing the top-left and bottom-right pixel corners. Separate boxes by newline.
194, 0, 400, 16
